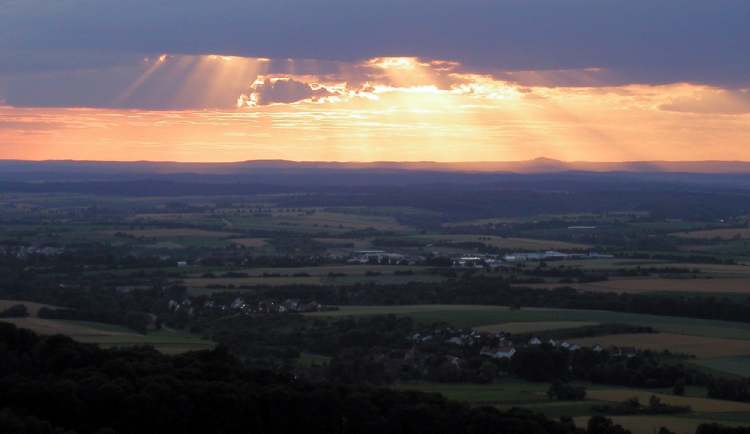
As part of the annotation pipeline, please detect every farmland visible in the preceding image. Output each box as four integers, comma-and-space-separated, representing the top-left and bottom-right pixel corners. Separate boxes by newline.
0, 317, 214, 354
691, 357, 750, 378
527, 277, 750, 295
571, 333, 750, 359
674, 228, 750, 240
308, 305, 750, 340
475, 321, 600, 334
396, 381, 750, 434
0, 299, 59, 316
4, 182, 750, 434
410, 234, 591, 251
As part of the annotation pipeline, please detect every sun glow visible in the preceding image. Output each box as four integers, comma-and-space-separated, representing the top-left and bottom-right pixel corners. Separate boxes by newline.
1, 54, 750, 162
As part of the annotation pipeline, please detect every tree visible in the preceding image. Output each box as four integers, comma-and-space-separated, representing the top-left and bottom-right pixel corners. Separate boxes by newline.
673, 378, 686, 396
547, 382, 586, 401
587, 416, 631, 434
0, 304, 29, 318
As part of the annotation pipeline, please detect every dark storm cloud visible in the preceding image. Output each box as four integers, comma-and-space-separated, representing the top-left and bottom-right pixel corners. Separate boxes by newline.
1, 0, 749, 87
243, 78, 338, 106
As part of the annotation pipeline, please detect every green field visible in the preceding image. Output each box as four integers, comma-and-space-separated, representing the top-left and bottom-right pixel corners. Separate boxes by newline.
308, 305, 750, 340
396, 382, 750, 434
475, 321, 600, 334
574, 415, 744, 434
184, 265, 444, 293
528, 277, 750, 295
395, 381, 551, 405
0, 317, 214, 354
691, 357, 750, 378
0, 299, 59, 316
410, 234, 591, 250
571, 333, 750, 359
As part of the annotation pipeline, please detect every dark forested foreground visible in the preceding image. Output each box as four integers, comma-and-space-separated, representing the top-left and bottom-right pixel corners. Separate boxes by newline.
0, 322, 624, 434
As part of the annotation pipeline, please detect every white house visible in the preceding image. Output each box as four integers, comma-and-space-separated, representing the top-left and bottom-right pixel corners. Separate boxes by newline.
480, 346, 516, 359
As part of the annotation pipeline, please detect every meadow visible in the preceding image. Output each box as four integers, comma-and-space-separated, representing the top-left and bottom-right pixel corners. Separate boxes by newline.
412, 234, 591, 251
183, 265, 445, 293
396, 381, 750, 434
475, 321, 600, 334
571, 333, 750, 359
674, 228, 750, 240
308, 305, 750, 341
0, 299, 214, 354
0, 299, 59, 316
691, 357, 750, 378
528, 277, 750, 295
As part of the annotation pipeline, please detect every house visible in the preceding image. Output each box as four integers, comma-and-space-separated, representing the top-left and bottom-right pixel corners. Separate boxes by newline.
616, 347, 638, 358
529, 337, 542, 346
452, 257, 484, 268
561, 342, 581, 351
543, 251, 570, 260
230, 297, 245, 309
177, 261, 188, 267
480, 345, 516, 359
446, 337, 464, 346
592, 344, 604, 353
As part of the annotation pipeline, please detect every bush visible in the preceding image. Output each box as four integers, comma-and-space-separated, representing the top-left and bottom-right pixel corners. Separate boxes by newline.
547, 382, 587, 401
0, 304, 29, 318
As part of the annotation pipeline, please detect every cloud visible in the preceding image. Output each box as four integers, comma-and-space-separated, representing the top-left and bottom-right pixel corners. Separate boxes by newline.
661, 88, 750, 114
238, 77, 340, 107
1, 0, 749, 87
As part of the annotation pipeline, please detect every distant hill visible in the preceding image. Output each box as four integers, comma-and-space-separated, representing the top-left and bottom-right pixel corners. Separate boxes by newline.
2, 158, 750, 175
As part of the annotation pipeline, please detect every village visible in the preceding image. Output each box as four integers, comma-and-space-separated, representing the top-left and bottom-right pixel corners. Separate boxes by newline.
346, 249, 614, 268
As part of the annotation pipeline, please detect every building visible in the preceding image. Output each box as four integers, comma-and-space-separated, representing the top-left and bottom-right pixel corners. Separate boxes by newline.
480, 345, 516, 359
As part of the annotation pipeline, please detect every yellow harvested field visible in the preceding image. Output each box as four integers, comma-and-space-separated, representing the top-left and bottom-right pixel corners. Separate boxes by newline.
475, 321, 599, 334
528, 278, 750, 294
571, 333, 750, 359
574, 416, 742, 434
231, 238, 268, 247
0, 299, 59, 317
586, 389, 750, 413
674, 228, 750, 240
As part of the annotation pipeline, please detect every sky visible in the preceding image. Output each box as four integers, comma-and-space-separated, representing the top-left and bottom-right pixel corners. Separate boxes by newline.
1, 0, 749, 162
